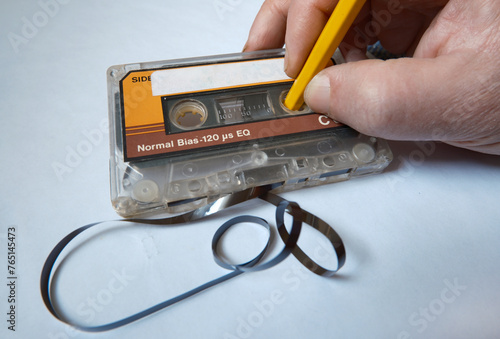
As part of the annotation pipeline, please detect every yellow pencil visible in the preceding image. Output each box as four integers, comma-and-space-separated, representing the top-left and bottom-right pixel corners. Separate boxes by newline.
284, 0, 367, 111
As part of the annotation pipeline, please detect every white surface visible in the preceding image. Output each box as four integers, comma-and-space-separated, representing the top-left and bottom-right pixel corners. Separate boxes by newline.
1, 1, 500, 338
151, 57, 290, 96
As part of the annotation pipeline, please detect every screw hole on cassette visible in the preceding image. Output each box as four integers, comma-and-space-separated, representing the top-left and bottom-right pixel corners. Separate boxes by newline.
40, 188, 345, 332
251, 151, 268, 166
109, 69, 119, 78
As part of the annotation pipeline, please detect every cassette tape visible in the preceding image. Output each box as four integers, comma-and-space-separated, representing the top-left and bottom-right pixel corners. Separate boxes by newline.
107, 49, 393, 217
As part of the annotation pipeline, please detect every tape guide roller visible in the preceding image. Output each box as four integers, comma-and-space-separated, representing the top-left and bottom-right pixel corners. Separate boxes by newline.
107, 49, 392, 217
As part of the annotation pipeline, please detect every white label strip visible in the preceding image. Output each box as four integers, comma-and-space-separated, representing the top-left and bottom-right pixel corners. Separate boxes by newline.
151, 58, 291, 97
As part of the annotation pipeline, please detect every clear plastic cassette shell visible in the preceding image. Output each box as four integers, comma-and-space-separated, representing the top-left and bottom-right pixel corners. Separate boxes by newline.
107, 49, 393, 217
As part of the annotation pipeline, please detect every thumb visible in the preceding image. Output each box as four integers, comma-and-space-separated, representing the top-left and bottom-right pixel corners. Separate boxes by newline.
304, 55, 471, 142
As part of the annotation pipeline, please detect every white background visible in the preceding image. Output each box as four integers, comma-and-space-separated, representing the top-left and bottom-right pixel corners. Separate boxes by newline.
1, 1, 500, 338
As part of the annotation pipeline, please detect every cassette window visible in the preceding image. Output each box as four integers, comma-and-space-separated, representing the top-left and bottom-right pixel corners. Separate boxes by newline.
215, 91, 274, 124
162, 85, 284, 135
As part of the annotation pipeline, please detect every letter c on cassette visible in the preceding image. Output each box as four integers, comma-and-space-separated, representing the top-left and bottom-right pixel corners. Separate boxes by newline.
318, 115, 331, 126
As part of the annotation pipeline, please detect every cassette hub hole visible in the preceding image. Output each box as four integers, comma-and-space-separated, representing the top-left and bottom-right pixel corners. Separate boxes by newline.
279, 90, 312, 114
170, 100, 208, 130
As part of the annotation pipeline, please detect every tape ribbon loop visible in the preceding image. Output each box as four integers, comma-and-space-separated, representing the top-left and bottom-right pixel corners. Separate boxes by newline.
40, 188, 346, 332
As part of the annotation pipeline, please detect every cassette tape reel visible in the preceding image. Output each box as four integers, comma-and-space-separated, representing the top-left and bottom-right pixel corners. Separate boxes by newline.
107, 49, 393, 217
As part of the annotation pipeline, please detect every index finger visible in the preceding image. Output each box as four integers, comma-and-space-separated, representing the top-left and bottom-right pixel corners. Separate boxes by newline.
284, 0, 341, 77
243, 0, 291, 52
244, 0, 342, 77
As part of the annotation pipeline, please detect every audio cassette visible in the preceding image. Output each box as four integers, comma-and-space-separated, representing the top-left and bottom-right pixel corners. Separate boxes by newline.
107, 49, 393, 217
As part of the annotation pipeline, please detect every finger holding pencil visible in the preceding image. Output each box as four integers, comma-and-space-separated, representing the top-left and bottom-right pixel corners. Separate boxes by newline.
244, 0, 500, 155
283, 0, 367, 111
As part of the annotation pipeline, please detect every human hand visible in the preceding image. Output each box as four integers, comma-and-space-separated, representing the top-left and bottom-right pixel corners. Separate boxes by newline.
244, 0, 500, 155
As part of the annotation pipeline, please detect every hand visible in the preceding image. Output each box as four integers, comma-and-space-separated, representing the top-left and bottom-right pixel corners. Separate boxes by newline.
244, 0, 500, 155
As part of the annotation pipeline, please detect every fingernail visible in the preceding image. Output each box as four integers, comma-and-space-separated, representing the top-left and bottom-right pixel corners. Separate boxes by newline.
304, 73, 330, 113
242, 42, 248, 53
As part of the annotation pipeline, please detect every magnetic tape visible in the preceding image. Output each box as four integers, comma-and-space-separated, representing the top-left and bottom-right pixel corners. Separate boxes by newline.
107, 49, 393, 217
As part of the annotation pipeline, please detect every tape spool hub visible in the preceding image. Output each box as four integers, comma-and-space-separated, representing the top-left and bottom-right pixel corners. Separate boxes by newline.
279, 90, 312, 115
170, 99, 208, 130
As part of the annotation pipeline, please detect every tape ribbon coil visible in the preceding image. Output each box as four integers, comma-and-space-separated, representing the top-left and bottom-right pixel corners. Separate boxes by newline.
41, 187, 346, 332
